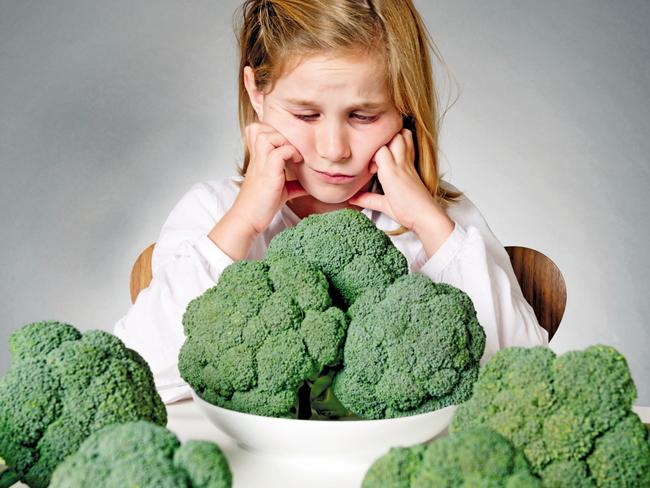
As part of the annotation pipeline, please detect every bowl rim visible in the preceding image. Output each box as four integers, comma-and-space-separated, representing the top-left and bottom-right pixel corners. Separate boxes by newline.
191, 389, 456, 425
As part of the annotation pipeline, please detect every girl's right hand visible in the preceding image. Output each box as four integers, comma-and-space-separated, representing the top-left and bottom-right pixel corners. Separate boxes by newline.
230, 122, 307, 235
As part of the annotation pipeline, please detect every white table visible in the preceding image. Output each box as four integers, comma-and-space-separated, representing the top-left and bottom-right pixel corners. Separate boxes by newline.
3, 404, 650, 488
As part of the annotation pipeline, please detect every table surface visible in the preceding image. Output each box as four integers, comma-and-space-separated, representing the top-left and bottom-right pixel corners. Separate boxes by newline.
4, 403, 650, 488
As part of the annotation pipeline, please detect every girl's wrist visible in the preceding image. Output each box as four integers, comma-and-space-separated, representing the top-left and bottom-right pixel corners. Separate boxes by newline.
412, 204, 455, 259
208, 209, 260, 261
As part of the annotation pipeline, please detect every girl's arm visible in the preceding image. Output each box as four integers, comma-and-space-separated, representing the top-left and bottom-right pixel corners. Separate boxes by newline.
413, 193, 549, 361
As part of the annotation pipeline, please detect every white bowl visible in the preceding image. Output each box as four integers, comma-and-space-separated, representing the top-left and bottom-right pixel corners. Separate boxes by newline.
192, 390, 455, 466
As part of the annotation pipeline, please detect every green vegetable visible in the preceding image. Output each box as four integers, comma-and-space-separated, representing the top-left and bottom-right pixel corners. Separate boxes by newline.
363, 427, 541, 487
333, 273, 485, 419
180, 209, 486, 420
450, 345, 650, 487
179, 256, 349, 417
266, 208, 408, 307
0, 321, 166, 488
50, 420, 231, 488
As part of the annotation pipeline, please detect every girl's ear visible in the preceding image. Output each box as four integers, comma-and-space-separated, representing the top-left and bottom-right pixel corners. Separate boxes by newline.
243, 66, 264, 120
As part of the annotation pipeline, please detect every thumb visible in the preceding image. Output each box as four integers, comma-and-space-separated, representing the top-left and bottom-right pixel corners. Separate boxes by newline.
349, 191, 386, 213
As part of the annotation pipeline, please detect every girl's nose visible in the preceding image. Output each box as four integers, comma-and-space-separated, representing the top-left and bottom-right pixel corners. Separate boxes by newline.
315, 121, 351, 162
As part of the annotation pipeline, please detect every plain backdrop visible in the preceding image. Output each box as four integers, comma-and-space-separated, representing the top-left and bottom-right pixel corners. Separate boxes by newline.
1, 1, 648, 404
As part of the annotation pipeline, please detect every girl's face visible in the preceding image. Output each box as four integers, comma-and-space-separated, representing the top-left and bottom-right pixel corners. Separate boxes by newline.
245, 51, 403, 204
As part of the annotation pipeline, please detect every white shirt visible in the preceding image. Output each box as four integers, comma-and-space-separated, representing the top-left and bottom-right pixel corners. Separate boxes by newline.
114, 176, 548, 403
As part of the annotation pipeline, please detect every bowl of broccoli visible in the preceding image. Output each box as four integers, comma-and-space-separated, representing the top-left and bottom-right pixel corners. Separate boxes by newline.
178, 210, 486, 465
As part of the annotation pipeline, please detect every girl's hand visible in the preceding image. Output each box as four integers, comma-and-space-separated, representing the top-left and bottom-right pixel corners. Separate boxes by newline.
231, 122, 307, 235
348, 129, 454, 255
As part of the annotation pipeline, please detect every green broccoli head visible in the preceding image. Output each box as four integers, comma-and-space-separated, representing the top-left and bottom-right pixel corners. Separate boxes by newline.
265, 208, 408, 307
0, 321, 166, 488
363, 427, 542, 487
450, 345, 650, 487
49, 420, 231, 488
333, 274, 486, 419
178, 256, 349, 417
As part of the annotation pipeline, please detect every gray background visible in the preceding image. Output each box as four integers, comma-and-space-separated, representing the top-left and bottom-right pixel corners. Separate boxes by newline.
1, 1, 648, 403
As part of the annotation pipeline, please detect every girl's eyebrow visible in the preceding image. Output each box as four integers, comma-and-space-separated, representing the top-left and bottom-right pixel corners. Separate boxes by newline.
283, 98, 386, 110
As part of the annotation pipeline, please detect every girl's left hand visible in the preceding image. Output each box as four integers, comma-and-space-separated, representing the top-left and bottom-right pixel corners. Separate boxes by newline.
348, 129, 448, 234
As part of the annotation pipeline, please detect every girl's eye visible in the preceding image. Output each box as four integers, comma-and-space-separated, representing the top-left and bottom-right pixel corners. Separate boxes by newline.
292, 113, 378, 123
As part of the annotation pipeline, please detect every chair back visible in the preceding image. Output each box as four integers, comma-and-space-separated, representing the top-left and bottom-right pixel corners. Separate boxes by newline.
130, 243, 155, 304
504, 246, 566, 340
130, 243, 566, 339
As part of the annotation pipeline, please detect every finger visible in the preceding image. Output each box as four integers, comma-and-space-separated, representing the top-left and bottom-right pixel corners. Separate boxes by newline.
348, 191, 388, 214
387, 131, 408, 168
250, 130, 293, 173
403, 128, 415, 164
245, 123, 276, 161
268, 144, 303, 173
285, 179, 308, 201
255, 129, 290, 155
372, 145, 396, 172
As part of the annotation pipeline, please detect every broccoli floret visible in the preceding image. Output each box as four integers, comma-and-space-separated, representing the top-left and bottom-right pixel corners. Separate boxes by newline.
0, 321, 166, 488
49, 420, 231, 487
179, 256, 349, 418
363, 427, 542, 487
266, 208, 408, 307
333, 273, 485, 419
450, 345, 650, 487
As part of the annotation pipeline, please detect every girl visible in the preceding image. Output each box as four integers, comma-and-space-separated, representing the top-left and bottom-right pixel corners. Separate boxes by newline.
115, 0, 548, 403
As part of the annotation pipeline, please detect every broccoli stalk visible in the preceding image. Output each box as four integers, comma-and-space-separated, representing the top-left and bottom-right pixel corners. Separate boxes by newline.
308, 368, 357, 420
0, 468, 20, 488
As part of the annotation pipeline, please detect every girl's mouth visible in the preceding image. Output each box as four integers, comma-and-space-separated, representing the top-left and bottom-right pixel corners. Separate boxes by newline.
312, 168, 355, 184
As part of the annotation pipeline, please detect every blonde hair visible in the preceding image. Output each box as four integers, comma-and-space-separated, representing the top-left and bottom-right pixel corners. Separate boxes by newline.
233, 0, 461, 234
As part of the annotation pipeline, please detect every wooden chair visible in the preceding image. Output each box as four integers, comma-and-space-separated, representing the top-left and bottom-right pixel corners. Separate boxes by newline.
129, 243, 566, 340
130, 243, 155, 304
504, 246, 566, 340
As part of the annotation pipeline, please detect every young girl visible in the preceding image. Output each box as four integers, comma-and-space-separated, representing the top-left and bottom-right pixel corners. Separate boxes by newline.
115, 0, 548, 403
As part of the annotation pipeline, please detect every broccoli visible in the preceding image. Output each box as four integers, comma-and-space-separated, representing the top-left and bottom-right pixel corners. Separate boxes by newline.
178, 256, 349, 418
332, 273, 486, 419
49, 420, 231, 487
266, 208, 408, 307
0, 321, 166, 488
362, 427, 542, 487
180, 210, 487, 420
450, 345, 650, 487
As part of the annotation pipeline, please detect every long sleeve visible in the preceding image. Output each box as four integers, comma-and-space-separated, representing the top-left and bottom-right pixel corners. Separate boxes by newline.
114, 182, 235, 403
414, 196, 549, 362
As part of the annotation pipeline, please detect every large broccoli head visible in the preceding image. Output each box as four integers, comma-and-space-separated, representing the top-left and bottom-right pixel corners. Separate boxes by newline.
50, 420, 231, 488
0, 321, 166, 488
266, 208, 408, 306
178, 256, 349, 417
450, 345, 650, 487
362, 427, 541, 487
333, 273, 486, 419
